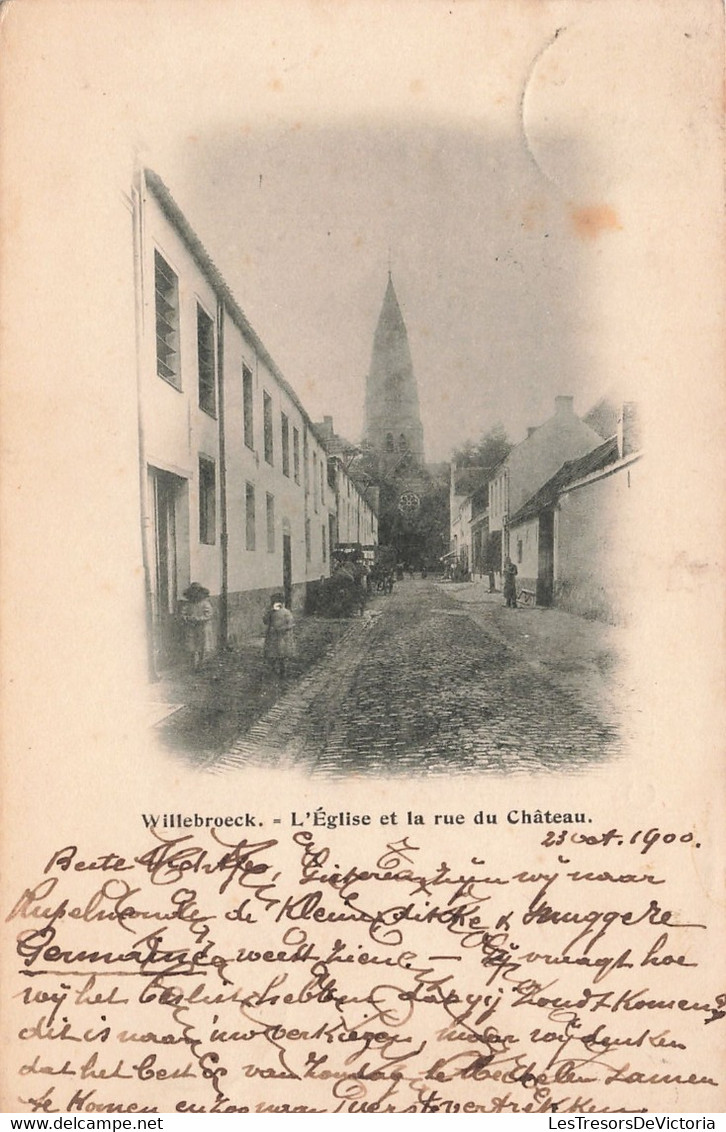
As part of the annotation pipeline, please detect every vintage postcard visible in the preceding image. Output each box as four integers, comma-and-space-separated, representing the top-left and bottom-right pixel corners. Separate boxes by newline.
1, 0, 724, 1116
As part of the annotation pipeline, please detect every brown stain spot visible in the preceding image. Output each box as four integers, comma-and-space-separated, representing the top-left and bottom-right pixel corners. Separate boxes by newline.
440, 391, 450, 404
292, 121, 303, 132
570, 204, 622, 240
522, 199, 544, 233
353, 235, 364, 249
269, 78, 283, 93
410, 79, 424, 95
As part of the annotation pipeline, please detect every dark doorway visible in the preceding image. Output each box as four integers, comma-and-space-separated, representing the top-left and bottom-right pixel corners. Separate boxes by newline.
150, 468, 185, 668
537, 510, 555, 607
282, 533, 292, 609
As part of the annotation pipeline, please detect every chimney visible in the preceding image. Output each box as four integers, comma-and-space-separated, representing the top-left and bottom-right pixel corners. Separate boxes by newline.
617, 401, 641, 458
555, 395, 574, 415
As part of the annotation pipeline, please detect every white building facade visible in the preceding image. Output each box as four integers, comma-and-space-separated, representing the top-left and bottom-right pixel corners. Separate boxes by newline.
136, 170, 375, 672
488, 396, 603, 569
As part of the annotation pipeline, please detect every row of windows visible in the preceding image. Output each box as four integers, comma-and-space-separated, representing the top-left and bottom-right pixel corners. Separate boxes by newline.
200, 461, 328, 561
198, 457, 373, 562
156, 251, 218, 418
155, 252, 319, 490
245, 374, 300, 483
156, 250, 356, 557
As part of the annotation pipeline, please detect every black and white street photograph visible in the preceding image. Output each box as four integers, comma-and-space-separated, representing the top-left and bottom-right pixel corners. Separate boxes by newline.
3, 1, 725, 1118
2, 0, 721, 789
128, 33, 650, 777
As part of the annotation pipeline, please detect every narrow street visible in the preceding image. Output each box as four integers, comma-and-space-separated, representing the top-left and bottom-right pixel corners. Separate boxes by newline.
204, 579, 628, 778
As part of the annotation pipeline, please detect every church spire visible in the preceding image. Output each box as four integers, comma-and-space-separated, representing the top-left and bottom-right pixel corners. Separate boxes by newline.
364, 275, 425, 467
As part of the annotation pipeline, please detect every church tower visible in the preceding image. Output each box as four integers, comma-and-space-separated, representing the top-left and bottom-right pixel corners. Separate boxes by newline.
364, 274, 425, 468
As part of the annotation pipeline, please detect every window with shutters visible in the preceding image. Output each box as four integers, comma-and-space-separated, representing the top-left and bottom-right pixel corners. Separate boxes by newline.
281, 412, 290, 477
243, 365, 254, 449
245, 483, 256, 551
266, 493, 275, 553
154, 251, 180, 387
197, 304, 216, 416
199, 457, 216, 545
263, 391, 274, 465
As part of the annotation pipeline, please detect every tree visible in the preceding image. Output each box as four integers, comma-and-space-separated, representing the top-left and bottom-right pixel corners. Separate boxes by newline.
452, 424, 512, 472
451, 425, 512, 496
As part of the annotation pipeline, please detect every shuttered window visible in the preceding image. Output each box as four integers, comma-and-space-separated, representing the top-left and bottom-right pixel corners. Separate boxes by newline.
197, 304, 216, 416
155, 251, 180, 387
199, 457, 216, 545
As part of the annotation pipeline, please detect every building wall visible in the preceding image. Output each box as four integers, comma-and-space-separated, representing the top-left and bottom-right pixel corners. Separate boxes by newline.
450, 495, 473, 571
510, 515, 539, 594
139, 174, 350, 665
555, 458, 641, 624
489, 398, 602, 551
142, 189, 222, 607
221, 331, 328, 639
330, 460, 378, 549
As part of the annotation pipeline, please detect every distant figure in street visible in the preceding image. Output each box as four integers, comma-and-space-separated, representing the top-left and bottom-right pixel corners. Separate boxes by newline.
351, 556, 368, 615
263, 592, 296, 678
503, 557, 518, 608
181, 582, 213, 672
488, 567, 496, 593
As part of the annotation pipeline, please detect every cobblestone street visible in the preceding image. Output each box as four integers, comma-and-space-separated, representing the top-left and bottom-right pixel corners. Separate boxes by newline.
207, 580, 630, 778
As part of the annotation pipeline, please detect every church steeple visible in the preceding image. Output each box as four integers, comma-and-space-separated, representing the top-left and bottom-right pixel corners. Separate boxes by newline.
364, 275, 425, 467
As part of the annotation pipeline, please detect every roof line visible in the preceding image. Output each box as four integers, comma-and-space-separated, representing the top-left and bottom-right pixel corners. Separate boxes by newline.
562, 450, 643, 494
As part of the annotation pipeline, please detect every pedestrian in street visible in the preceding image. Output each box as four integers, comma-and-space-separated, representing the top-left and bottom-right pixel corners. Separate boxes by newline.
351, 555, 368, 615
503, 556, 518, 608
181, 582, 213, 672
263, 591, 296, 678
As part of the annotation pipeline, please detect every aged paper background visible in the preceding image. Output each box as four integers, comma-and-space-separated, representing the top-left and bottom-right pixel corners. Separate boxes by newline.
1, 0, 724, 1115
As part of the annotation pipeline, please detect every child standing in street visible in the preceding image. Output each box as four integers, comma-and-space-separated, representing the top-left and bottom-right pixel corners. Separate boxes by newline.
181, 582, 213, 671
263, 592, 296, 678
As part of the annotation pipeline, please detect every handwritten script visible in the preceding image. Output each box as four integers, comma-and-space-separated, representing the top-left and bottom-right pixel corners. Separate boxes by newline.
6, 818, 724, 1112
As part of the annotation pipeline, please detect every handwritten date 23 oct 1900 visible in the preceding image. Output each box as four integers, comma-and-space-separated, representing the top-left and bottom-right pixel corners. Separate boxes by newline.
6, 821, 724, 1113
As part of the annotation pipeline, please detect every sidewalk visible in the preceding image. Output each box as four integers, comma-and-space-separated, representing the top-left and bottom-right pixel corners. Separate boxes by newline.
147, 613, 356, 766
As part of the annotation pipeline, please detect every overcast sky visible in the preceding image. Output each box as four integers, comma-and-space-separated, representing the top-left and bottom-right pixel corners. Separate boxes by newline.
7, 0, 719, 462
155, 6, 606, 461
